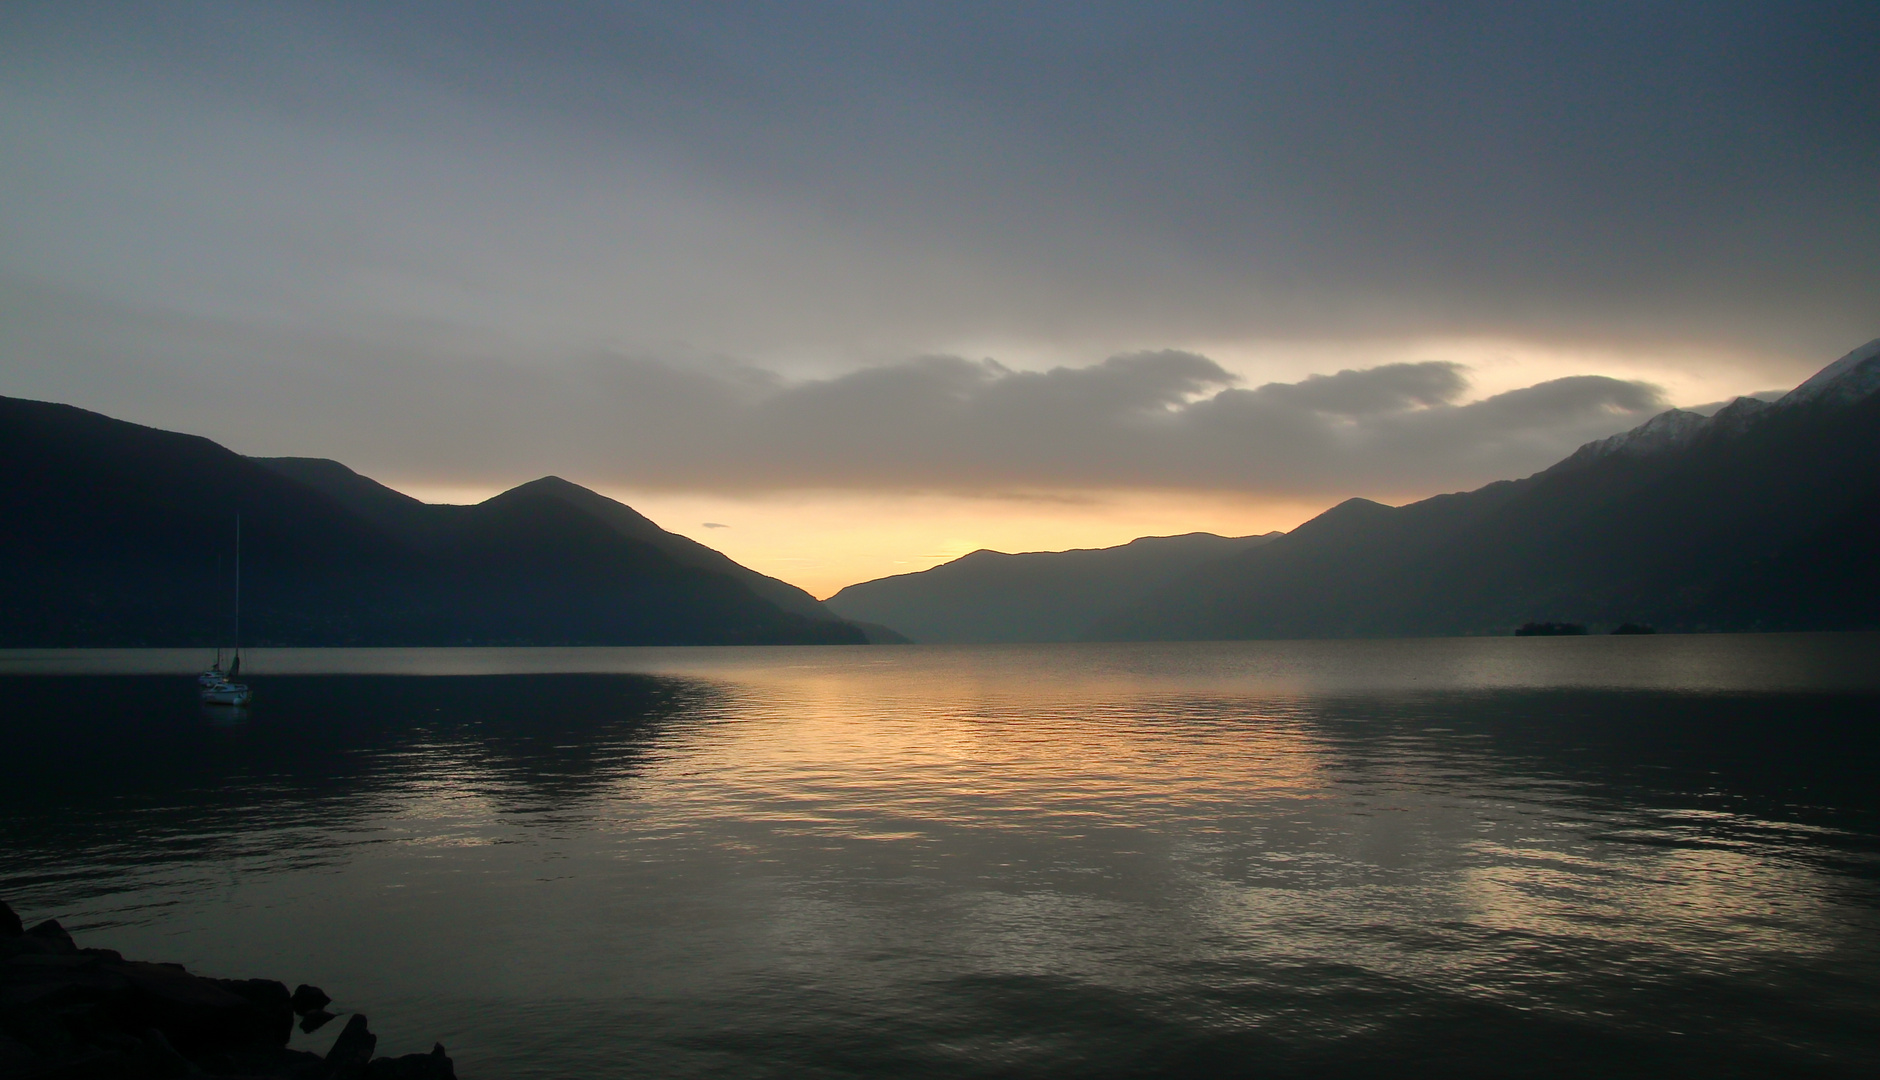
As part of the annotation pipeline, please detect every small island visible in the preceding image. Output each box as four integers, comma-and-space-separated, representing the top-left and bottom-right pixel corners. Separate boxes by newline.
1513, 621, 1589, 636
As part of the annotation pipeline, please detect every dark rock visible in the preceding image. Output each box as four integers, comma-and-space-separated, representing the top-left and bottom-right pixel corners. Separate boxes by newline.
0, 952, 135, 1016
0, 898, 22, 937
201, 1044, 328, 1078
135, 1027, 193, 1078
0, 932, 56, 959
289, 985, 331, 1015
212, 978, 294, 1043
324, 1014, 377, 1073
299, 1009, 337, 1034
116, 960, 290, 1054
27, 919, 79, 954
0, 1002, 82, 1060
364, 1044, 455, 1080
0, 1032, 38, 1069
92, 1030, 146, 1055
16, 1045, 138, 1078
216, 978, 291, 1011
0, 902, 452, 1079
1611, 622, 1657, 634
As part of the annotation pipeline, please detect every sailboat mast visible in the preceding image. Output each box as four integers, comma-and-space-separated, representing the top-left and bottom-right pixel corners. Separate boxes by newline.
233, 512, 241, 658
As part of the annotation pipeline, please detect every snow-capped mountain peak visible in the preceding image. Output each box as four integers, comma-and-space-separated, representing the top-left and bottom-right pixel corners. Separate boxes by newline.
1553, 407, 1711, 470
1701, 393, 1772, 435
1780, 338, 1880, 407
1552, 338, 1879, 474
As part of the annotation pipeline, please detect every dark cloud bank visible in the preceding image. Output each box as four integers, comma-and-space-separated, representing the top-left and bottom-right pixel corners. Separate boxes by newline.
2, 0, 1876, 357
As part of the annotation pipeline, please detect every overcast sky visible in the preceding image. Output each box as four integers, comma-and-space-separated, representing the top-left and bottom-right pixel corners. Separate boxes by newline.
3, 2, 1876, 592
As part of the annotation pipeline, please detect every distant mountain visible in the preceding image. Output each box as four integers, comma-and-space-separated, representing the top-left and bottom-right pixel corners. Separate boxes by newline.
823, 532, 1278, 642
0, 397, 868, 647
1097, 338, 1880, 639
256, 459, 836, 622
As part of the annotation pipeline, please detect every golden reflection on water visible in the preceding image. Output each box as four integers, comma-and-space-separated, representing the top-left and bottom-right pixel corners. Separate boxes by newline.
441, 650, 1865, 1015
647, 682, 1330, 835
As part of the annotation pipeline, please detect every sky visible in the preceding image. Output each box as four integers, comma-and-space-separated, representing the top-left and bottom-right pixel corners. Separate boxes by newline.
3, 1, 1876, 596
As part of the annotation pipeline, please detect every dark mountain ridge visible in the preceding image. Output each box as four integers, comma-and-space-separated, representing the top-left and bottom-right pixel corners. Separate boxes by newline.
0, 397, 866, 647
1098, 338, 1880, 639
823, 531, 1279, 642
256, 461, 837, 623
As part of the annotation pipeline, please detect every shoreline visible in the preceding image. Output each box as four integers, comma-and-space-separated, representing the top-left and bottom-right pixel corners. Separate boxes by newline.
0, 899, 455, 1079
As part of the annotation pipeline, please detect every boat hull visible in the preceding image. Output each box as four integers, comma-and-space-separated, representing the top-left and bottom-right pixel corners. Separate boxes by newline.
199, 684, 251, 706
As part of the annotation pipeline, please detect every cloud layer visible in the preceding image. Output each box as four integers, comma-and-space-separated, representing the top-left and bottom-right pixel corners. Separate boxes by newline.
1, 0, 1875, 368
0, 281, 1664, 498
499, 351, 1667, 496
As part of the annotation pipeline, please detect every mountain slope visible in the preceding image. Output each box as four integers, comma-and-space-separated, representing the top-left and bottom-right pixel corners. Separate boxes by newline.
251, 456, 442, 540
1100, 339, 1880, 639
257, 462, 845, 625
0, 397, 867, 647
823, 532, 1278, 642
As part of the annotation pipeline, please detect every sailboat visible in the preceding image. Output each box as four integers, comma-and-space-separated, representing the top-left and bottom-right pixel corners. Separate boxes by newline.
199, 514, 253, 706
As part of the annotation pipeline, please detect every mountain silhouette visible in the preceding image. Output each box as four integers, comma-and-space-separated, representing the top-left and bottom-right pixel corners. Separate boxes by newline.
256, 460, 838, 622
823, 532, 1278, 642
0, 398, 867, 646
1095, 339, 1880, 638
12, 338, 1876, 646
822, 338, 1880, 641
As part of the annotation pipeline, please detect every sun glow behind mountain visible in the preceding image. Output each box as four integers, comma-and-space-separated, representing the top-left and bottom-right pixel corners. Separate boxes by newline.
365, 333, 1799, 597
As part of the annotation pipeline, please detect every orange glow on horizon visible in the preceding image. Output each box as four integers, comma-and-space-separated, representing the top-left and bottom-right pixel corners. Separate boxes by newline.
384, 485, 1331, 598
367, 336, 1809, 599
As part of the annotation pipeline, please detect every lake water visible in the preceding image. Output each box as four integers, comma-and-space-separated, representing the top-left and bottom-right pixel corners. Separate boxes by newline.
3, 635, 1878, 1078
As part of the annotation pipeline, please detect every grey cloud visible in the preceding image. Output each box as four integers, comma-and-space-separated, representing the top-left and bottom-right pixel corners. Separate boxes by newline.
1178, 370, 1668, 491
471, 354, 1667, 496
0, 282, 1664, 500
1451, 376, 1664, 428
1345, 376, 1671, 479
550, 354, 1662, 496
0, 1, 1874, 368
1252, 362, 1469, 416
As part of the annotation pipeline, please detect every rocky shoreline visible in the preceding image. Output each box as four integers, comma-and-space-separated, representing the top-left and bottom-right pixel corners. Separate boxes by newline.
0, 900, 455, 1079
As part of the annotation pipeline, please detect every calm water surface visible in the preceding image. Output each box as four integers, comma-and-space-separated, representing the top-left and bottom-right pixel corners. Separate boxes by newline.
3, 636, 1878, 1078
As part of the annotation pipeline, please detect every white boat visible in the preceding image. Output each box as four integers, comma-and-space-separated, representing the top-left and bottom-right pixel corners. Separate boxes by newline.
200, 514, 253, 707
199, 676, 251, 707
200, 647, 250, 705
